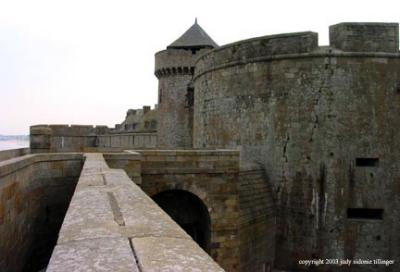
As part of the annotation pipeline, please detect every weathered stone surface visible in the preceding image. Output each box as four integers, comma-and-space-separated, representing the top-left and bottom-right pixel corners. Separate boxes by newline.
238, 165, 275, 272
194, 23, 400, 272
47, 153, 223, 272
132, 237, 224, 272
113, 184, 190, 239
114, 106, 157, 133
330, 22, 399, 52
29, 125, 157, 153
155, 23, 217, 149
48, 238, 139, 272
0, 148, 30, 162
57, 187, 122, 243
0, 153, 83, 272
132, 150, 241, 271
26, 21, 400, 272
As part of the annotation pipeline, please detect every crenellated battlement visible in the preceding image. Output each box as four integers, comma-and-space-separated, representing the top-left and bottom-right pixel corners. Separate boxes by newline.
329, 22, 399, 53
192, 21, 400, 272
29, 124, 157, 152
31, 124, 111, 136
154, 48, 205, 78
195, 22, 400, 79
10, 20, 400, 272
195, 31, 319, 77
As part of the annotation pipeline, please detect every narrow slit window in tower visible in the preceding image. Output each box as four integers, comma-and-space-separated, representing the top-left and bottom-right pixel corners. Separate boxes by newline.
186, 87, 194, 108
159, 89, 162, 104
356, 158, 379, 167
347, 208, 383, 220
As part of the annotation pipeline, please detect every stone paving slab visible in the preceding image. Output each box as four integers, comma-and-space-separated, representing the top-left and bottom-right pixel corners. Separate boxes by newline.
132, 236, 224, 272
47, 237, 139, 272
114, 182, 189, 239
57, 188, 121, 243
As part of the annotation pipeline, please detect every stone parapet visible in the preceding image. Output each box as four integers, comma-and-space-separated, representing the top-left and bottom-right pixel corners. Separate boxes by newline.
47, 153, 223, 272
194, 24, 400, 79
131, 149, 240, 174
123, 149, 241, 271
330, 22, 399, 52
154, 48, 209, 78
0, 148, 30, 162
195, 31, 318, 77
193, 22, 400, 272
0, 153, 84, 271
30, 125, 158, 152
97, 133, 157, 149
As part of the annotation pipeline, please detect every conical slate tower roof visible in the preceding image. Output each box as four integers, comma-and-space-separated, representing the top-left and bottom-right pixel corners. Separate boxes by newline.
167, 19, 218, 49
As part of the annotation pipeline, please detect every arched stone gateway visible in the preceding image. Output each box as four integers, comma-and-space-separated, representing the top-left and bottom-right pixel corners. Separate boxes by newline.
152, 189, 211, 253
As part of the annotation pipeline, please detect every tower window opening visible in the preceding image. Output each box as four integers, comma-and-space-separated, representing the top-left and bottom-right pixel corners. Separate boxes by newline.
186, 87, 194, 108
159, 89, 162, 104
356, 158, 379, 167
347, 208, 383, 220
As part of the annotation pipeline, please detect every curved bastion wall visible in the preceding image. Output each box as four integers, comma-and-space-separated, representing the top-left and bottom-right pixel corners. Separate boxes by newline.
193, 23, 400, 271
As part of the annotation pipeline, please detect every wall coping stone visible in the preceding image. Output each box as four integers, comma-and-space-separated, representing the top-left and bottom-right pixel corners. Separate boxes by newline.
194, 50, 400, 80
131, 149, 240, 156
0, 148, 30, 162
47, 153, 224, 272
0, 153, 83, 178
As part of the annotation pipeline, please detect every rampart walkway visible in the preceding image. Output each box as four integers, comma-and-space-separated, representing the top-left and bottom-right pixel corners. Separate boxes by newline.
47, 153, 223, 271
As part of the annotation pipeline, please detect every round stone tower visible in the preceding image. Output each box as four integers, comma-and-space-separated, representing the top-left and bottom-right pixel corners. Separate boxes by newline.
155, 19, 218, 148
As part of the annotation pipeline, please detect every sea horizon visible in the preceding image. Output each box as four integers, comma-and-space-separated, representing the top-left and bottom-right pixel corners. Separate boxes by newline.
0, 139, 29, 151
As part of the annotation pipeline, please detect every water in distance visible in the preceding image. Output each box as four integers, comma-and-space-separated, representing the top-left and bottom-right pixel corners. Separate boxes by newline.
0, 139, 29, 151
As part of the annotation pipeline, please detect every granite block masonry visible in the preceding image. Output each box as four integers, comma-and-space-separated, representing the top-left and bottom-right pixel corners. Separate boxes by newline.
25, 21, 400, 272
47, 153, 224, 272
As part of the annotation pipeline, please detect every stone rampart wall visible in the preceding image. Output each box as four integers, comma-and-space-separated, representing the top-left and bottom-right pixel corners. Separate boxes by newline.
0, 148, 30, 162
193, 23, 400, 271
194, 31, 319, 78
105, 150, 275, 271
47, 153, 223, 272
238, 164, 276, 272
30, 125, 157, 152
107, 150, 240, 271
0, 153, 83, 272
330, 23, 399, 53
97, 133, 157, 149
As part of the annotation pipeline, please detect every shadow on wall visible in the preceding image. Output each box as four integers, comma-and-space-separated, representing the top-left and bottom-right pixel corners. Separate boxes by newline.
152, 189, 211, 253
0, 153, 84, 272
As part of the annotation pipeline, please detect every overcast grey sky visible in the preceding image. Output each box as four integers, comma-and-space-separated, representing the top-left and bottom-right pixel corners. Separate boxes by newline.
0, 0, 399, 134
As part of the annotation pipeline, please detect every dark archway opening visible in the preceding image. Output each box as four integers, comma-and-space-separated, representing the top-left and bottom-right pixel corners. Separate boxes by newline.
152, 190, 211, 253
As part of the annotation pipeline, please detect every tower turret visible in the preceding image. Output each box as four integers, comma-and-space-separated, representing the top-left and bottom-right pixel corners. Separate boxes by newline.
155, 20, 218, 148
